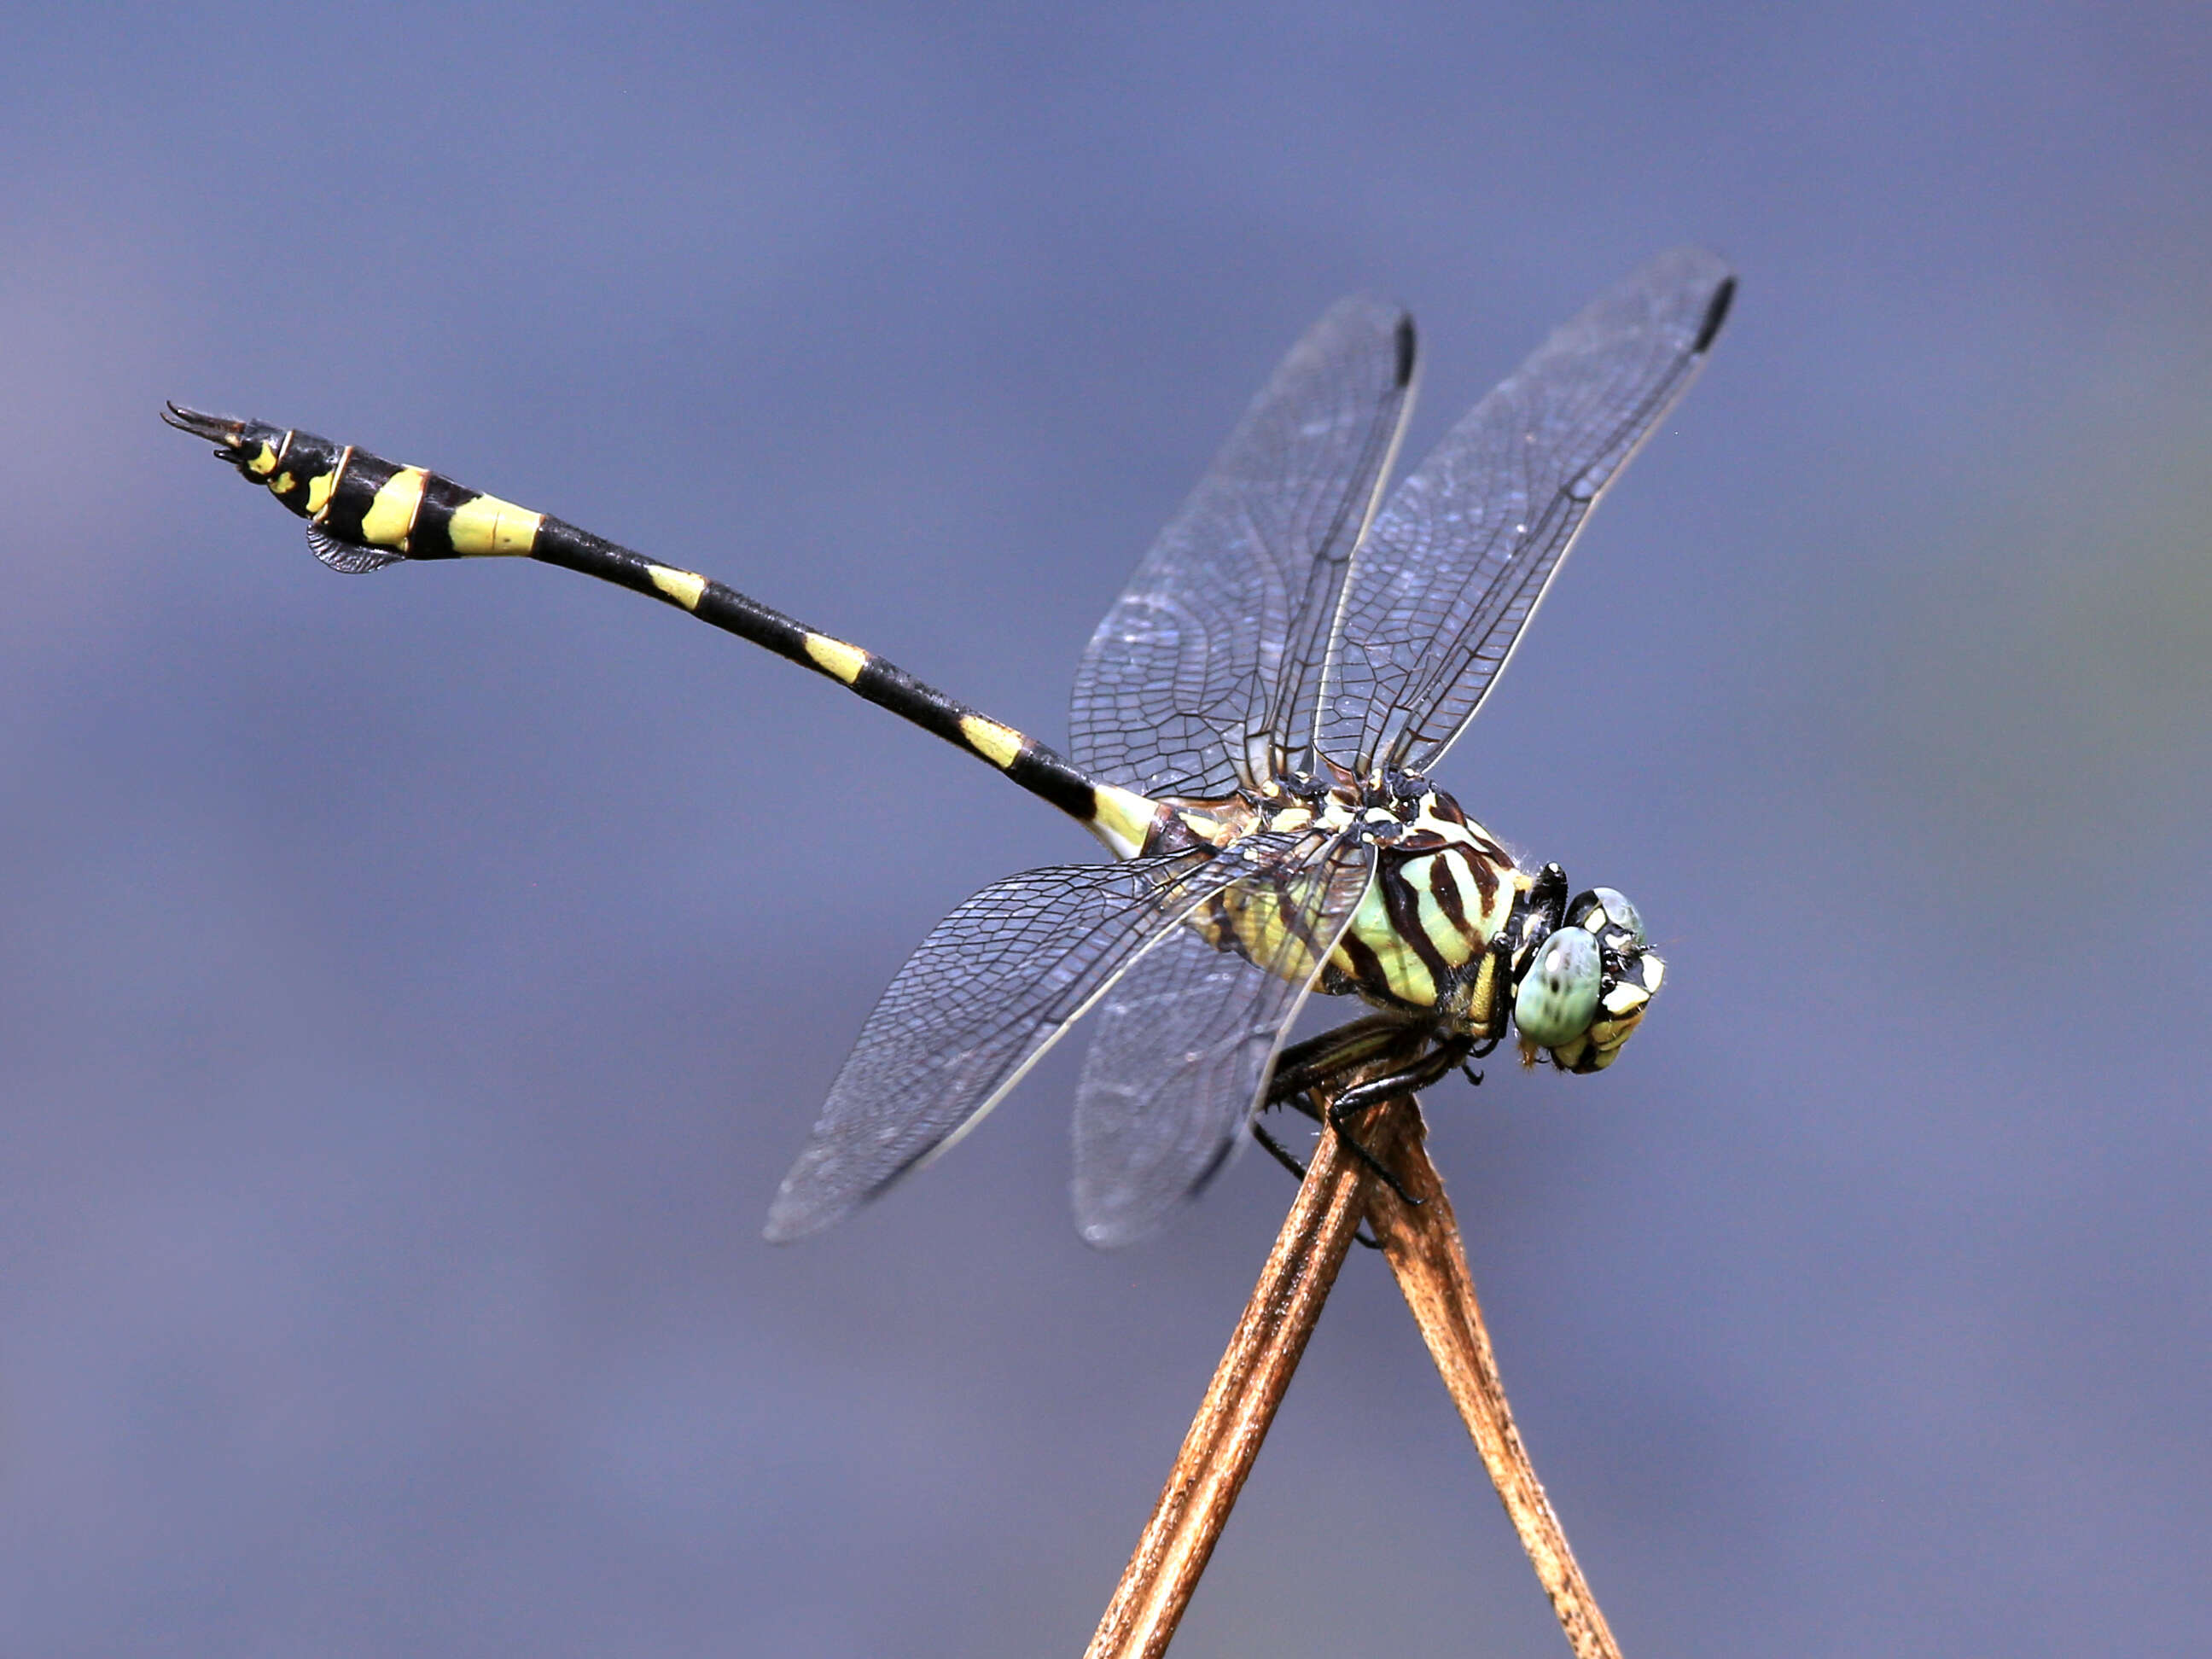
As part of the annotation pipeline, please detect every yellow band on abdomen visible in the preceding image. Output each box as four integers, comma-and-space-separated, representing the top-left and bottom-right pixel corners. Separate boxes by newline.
446, 493, 543, 556
359, 466, 428, 550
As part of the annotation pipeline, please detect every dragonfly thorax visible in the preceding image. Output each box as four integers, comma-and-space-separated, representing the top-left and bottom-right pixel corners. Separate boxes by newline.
1158, 771, 1666, 1073
1163, 772, 1522, 1028
1308, 777, 1522, 1024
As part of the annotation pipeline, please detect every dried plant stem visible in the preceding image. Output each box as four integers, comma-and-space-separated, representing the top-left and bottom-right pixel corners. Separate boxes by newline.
1086, 1079, 1624, 1659
1363, 1114, 1624, 1659
1084, 1095, 1418, 1659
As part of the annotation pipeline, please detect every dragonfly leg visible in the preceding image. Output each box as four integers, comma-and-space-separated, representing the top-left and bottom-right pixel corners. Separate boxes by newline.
1324, 1094, 1422, 1206
1460, 1036, 1493, 1088
1322, 1033, 1480, 1206
1249, 1115, 1311, 1181
1249, 1116, 1384, 1251
1266, 1014, 1422, 1125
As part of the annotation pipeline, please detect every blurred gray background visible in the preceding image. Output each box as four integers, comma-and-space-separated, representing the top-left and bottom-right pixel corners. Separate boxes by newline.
3, 4, 2206, 1655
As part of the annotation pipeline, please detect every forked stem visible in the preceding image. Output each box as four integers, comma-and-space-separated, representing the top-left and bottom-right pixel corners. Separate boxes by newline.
1084, 1092, 1417, 1659
1364, 1116, 1624, 1659
1086, 1080, 1625, 1659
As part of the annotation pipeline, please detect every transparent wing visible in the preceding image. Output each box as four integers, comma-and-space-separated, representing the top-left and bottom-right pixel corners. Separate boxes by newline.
1319, 248, 1734, 775
1071, 837, 1375, 1247
762, 841, 1295, 1242
1070, 298, 1417, 797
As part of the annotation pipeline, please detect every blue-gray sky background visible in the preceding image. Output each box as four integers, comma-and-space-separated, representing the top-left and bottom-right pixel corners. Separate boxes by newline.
3, 4, 2207, 1654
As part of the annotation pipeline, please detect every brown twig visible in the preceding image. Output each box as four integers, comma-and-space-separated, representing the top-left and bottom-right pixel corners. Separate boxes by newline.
1363, 1113, 1625, 1659
1085, 1095, 1418, 1659
1086, 1069, 1624, 1659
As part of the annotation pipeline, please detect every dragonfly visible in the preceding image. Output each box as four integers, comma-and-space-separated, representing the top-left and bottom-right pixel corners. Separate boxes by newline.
166, 247, 1732, 1247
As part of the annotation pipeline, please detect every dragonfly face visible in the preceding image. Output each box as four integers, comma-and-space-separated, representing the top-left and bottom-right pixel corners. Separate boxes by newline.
1509, 881, 1664, 1074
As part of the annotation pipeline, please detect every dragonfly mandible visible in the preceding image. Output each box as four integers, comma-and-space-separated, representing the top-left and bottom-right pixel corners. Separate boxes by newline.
166, 247, 1732, 1246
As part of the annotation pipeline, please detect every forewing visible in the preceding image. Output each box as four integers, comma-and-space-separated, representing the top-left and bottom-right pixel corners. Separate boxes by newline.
1071, 837, 1375, 1247
764, 846, 1256, 1242
1070, 298, 1416, 797
1319, 248, 1734, 775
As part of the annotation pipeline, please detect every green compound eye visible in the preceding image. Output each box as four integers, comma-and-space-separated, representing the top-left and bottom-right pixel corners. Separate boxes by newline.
1515, 926, 1603, 1046
1586, 887, 1644, 947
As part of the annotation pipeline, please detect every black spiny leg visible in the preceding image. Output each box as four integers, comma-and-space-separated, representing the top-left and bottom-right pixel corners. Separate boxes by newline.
1264, 1015, 1420, 1120
1462, 1033, 1499, 1089
1249, 1118, 1384, 1249
1250, 1116, 1313, 1184
1253, 1018, 1477, 1218
1322, 1034, 1478, 1205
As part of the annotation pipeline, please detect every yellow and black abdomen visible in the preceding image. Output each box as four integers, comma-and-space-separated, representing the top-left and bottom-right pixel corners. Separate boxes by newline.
160, 410, 548, 570
163, 405, 1167, 858
313, 456, 544, 562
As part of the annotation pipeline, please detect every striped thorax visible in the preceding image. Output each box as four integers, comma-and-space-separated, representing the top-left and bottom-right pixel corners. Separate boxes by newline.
1152, 768, 1664, 1071
1163, 772, 1514, 1016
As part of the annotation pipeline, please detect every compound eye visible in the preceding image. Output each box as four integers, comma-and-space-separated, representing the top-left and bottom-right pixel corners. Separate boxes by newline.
1514, 926, 1603, 1047
1569, 886, 1645, 950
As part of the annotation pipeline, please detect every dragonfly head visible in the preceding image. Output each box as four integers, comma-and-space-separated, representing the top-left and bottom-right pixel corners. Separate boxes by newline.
1511, 883, 1664, 1072
162, 404, 343, 519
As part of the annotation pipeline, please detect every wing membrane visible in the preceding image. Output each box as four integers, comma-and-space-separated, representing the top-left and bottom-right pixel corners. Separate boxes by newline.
1071, 298, 1417, 797
763, 840, 1299, 1242
1320, 248, 1733, 774
1071, 838, 1375, 1247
